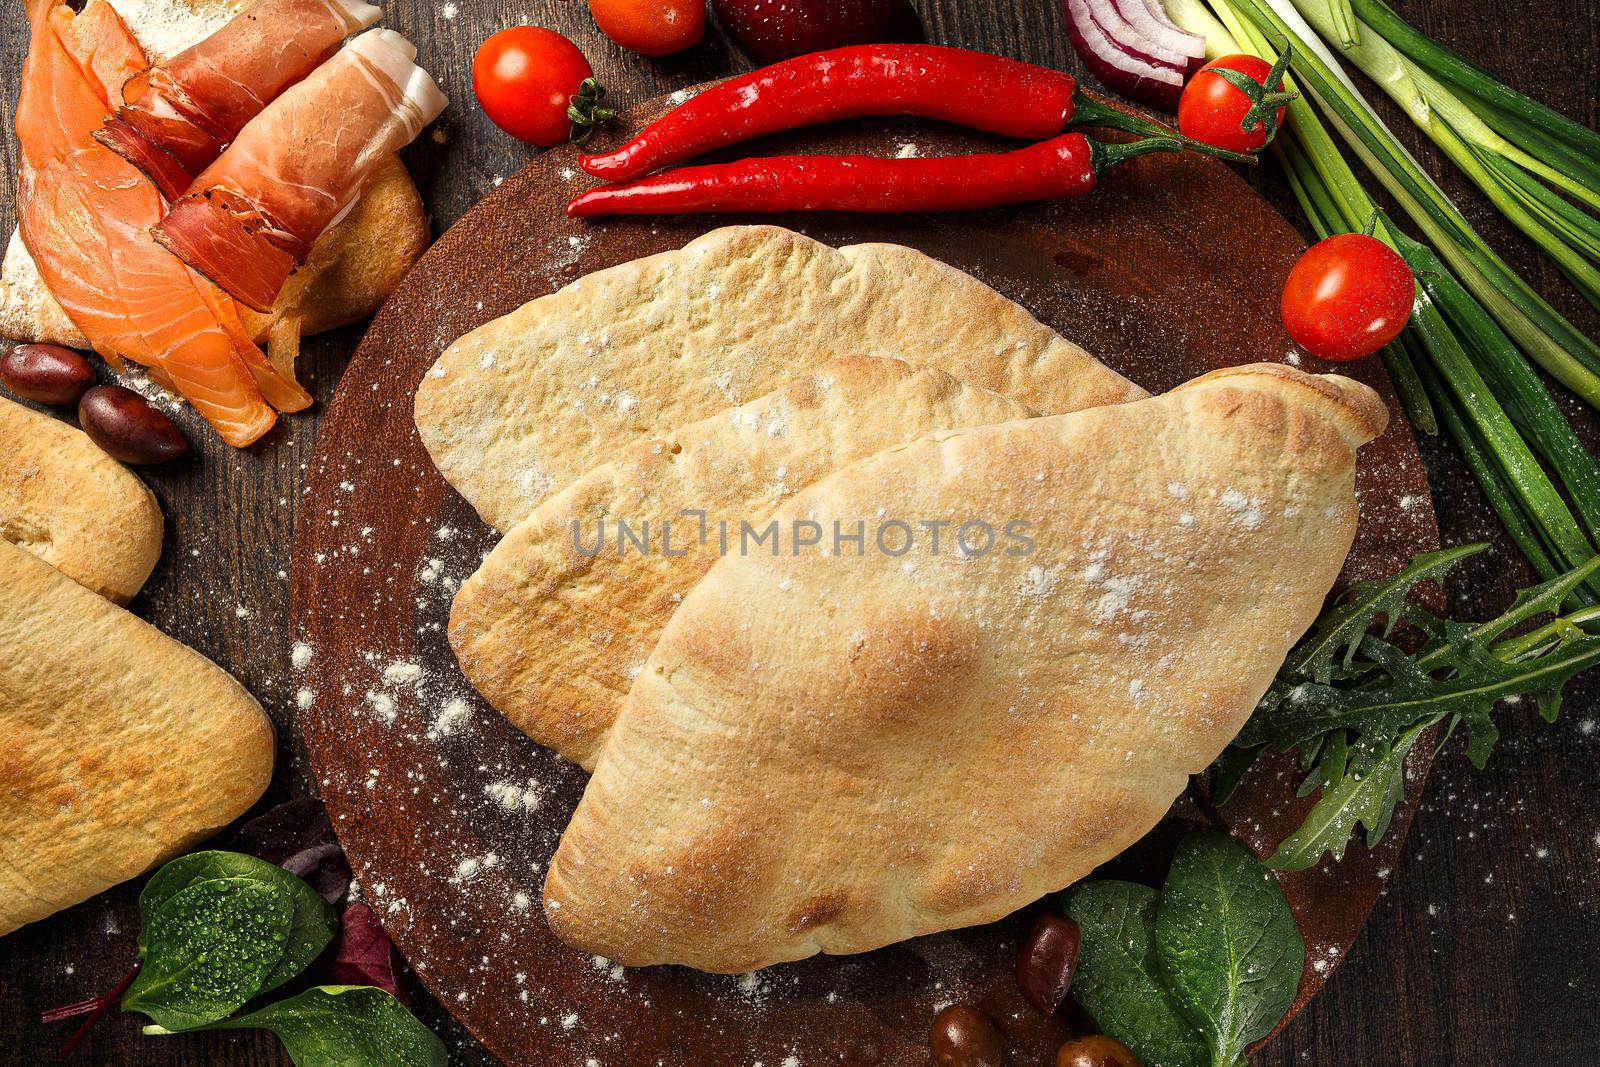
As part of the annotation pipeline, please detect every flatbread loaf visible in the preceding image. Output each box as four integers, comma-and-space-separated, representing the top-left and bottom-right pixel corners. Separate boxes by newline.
414, 225, 1145, 532
450, 355, 1036, 769
545, 363, 1389, 973
0, 396, 162, 603
0, 540, 275, 935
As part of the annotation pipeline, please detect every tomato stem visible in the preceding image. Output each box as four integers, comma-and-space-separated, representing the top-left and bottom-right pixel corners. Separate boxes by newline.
567, 78, 617, 145
1210, 42, 1298, 147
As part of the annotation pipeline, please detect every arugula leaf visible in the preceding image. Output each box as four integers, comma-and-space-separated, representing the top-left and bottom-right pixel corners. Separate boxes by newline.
1209, 743, 1264, 807
1154, 833, 1304, 1067
1268, 722, 1428, 871
1295, 729, 1348, 799
140, 850, 337, 992
148, 986, 448, 1067
1260, 631, 1600, 756
122, 877, 293, 1031
1062, 881, 1208, 1067
1283, 543, 1489, 683
1236, 551, 1600, 869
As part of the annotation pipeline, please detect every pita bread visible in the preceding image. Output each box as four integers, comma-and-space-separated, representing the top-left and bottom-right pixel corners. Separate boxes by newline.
0, 396, 163, 603
450, 355, 1036, 769
414, 226, 1145, 532
0, 540, 275, 935
544, 364, 1388, 973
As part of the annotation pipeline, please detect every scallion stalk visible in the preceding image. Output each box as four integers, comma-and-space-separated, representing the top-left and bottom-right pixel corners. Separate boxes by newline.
1414, 355, 1568, 589
1404, 289, 1600, 588
1228, 0, 1600, 405
1396, 233, 1600, 542
1350, 0, 1600, 177
1169, 0, 1600, 595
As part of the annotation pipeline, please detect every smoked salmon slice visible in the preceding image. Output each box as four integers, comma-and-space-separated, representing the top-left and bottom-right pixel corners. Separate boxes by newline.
15, 0, 290, 446
106, 0, 380, 184
154, 29, 445, 312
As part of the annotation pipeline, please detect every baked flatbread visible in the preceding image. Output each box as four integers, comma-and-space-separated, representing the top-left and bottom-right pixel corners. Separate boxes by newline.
450, 355, 1035, 769
414, 226, 1145, 532
545, 364, 1388, 973
0, 396, 162, 603
0, 540, 275, 935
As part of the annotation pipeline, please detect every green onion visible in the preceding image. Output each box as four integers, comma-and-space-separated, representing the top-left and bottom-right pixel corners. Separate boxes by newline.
1224, 0, 1600, 405
1167, 0, 1600, 597
1404, 288, 1600, 592
1350, 0, 1600, 184
1396, 233, 1600, 543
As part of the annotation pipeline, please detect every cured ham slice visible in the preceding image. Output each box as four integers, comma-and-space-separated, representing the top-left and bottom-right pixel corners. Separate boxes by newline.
105, 0, 380, 185
14, 0, 307, 446
153, 29, 445, 311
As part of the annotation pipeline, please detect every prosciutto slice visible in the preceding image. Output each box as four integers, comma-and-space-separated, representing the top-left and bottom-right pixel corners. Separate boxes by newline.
104, 0, 379, 185
15, 0, 298, 447
153, 29, 445, 312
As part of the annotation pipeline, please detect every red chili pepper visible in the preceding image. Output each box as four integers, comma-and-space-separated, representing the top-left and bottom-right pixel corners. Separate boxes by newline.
566, 133, 1181, 217
579, 45, 1077, 182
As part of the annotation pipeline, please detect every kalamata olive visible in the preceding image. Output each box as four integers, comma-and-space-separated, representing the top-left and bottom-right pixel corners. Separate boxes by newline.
2, 343, 95, 406
78, 385, 189, 464
1056, 1034, 1144, 1067
1017, 912, 1081, 1016
929, 1003, 1004, 1067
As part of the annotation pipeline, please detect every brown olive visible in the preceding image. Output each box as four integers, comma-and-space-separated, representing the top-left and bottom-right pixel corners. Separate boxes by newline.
78, 385, 189, 464
2, 343, 95, 406
1056, 1034, 1144, 1067
929, 1003, 1004, 1067
1017, 912, 1081, 1016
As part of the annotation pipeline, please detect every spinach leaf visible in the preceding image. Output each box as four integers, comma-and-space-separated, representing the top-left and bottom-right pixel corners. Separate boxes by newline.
1268, 722, 1428, 871
1154, 833, 1304, 1067
148, 986, 448, 1067
122, 877, 293, 1031
140, 850, 337, 992
1062, 881, 1208, 1067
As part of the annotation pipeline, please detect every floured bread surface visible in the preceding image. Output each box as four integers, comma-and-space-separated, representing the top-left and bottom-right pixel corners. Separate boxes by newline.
0, 396, 163, 603
0, 541, 275, 935
0, 0, 427, 349
450, 355, 1036, 769
415, 225, 1145, 531
545, 364, 1388, 973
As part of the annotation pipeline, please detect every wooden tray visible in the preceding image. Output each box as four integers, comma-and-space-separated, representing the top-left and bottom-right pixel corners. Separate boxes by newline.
291, 90, 1440, 1066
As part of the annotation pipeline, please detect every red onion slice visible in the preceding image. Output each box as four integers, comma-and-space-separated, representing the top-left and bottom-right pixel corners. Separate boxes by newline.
1064, 0, 1186, 112
1096, 0, 1191, 68
1130, 0, 1207, 75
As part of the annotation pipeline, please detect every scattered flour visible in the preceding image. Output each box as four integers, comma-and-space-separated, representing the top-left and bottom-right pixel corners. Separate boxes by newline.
485, 780, 541, 812
383, 661, 424, 685
429, 697, 472, 740
1219, 488, 1265, 529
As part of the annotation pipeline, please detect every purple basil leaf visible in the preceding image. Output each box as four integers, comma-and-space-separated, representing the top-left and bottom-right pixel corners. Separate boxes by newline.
231, 797, 352, 904
327, 902, 408, 1003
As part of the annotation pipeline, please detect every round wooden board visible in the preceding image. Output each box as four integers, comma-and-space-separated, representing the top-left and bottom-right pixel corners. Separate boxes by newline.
292, 90, 1440, 1067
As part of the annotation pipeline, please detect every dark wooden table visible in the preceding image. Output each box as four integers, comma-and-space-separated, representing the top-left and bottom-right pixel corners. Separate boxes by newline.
2, 1, 1597, 1064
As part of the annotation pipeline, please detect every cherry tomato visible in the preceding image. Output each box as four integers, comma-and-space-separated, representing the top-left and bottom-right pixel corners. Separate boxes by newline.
473, 27, 594, 146
590, 0, 706, 56
1178, 54, 1289, 154
1281, 233, 1415, 362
